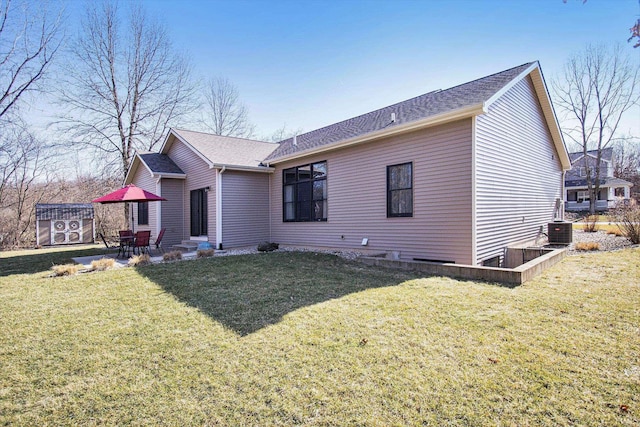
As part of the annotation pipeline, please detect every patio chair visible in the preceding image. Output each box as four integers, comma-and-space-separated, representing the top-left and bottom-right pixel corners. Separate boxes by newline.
132, 230, 151, 255
153, 228, 166, 255
118, 230, 134, 258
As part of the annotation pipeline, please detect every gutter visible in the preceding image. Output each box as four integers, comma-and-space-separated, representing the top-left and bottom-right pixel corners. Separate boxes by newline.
215, 166, 226, 250
266, 103, 486, 165
209, 163, 275, 173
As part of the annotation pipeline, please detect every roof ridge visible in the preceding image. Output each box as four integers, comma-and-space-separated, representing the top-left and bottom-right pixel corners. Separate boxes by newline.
441, 61, 536, 93
275, 62, 537, 145
172, 128, 275, 145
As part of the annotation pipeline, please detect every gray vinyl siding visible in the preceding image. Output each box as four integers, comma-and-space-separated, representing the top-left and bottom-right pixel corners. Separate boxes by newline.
221, 171, 270, 248
165, 135, 216, 243
475, 76, 563, 264
130, 165, 157, 236
159, 178, 184, 247
38, 220, 50, 245
270, 119, 474, 264
82, 219, 93, 243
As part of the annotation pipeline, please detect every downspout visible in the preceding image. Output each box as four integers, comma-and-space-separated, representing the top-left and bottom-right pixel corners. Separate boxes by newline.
471, 116, 478, 265
266, 162, 272, 241
155, 177, 162, 238
216, 166, 226, 250
560, 170, 566, 221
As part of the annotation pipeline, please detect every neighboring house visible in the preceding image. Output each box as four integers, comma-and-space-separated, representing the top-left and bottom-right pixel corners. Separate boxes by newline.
126, 61, 571, 266
564, 147, 633, 212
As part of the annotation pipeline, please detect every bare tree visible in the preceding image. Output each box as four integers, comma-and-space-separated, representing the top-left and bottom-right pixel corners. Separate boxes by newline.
553, 44, 639, 214
0, 0, 62, 124
57, 0, 196, 183
263, 123, 304, 143
201, 77, 255, 138
613, 138, 640, 201
0, 124, 58, 248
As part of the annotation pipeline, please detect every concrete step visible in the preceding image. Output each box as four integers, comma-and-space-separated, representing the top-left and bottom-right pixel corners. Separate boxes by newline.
171, 241, 199, 253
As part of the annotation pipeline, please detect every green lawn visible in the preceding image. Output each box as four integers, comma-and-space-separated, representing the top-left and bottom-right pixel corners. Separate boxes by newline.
1, 247, 638, 425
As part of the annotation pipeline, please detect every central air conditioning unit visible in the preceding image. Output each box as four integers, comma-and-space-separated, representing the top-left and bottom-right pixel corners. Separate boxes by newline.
548, 222, 572, 245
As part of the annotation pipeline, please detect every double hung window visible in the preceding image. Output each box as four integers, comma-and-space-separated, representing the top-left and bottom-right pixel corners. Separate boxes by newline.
283, 161, 327, 222
138, 202, 149, 225
387, 162, 413, 217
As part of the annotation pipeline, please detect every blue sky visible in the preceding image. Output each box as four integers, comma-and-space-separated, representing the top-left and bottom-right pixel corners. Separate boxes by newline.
63, 0, 640, 139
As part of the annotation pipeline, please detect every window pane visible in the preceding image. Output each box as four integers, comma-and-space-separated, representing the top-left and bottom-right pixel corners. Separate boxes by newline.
390, 163, 411, 190
284, 185, 294, 203
285, 202, 295, 220
297, 181, 311, 202
312, 162, 327, 178
298, 165, 311, 181
314, 200, 327, 220
297, 201, 311, 221
395, 189, 413, 214
313, 180, 326, 200
284, 168, 296, 184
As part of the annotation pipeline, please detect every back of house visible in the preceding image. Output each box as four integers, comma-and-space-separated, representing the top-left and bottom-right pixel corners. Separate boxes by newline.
127, 61, 570, 266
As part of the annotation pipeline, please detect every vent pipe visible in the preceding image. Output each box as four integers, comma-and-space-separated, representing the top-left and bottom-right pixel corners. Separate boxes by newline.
293, 134, 297, 146
391, 112, 396, 123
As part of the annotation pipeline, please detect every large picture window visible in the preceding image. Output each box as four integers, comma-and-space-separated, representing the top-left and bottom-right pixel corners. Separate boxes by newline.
283, 161, 327, 222
387, 162, 413, 217
137, 201, 149, 225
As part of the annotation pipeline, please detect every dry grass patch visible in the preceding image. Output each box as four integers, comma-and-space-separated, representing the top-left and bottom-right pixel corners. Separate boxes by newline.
162, 251, 183, 262
575, 241, 600, 251
607, 228, 624, 237
128, 253, 151, 266
196, 248, 215, 258
90, 258, 116, 271
50, 263, 80, 276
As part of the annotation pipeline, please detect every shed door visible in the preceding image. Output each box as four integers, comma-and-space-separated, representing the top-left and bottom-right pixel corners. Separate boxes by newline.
190, 189, 208, 237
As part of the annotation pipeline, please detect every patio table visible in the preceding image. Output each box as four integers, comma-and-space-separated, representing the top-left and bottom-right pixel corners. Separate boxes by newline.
117, 231, 135, 258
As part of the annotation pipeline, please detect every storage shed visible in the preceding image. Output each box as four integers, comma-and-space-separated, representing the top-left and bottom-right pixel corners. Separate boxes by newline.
36, 204, 95, 246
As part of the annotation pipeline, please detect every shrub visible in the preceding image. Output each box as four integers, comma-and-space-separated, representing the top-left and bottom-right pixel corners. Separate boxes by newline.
163, 251, 183, 262
90, 258, 116, 271
197, 248, 215, 258
575, 242, 600, 251
582, 215, 598, 232
611, 203, 640, 244
128, 254, 151, 267
51, 264, 80, 276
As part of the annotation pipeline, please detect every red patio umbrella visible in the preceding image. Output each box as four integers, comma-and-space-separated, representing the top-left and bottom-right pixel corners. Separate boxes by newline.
92, 184, 167, 232
92, 184, 167, 204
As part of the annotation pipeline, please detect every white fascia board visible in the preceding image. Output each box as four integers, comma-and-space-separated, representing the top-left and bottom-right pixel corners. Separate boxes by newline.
210, 163, 275, 173
124, 153, 155, 185
266, 103, 485, 165
123, 154, 139, 185
152, 172, 187, 180
483, 62, 539, 109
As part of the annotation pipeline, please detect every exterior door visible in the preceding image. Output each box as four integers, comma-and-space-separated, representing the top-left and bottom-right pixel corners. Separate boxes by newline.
190, 189, 208, 237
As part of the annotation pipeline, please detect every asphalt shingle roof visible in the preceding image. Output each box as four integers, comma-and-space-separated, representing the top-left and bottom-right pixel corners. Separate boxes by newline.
139, 153, 185, 175
36, 204, 94, 220
171, 129, 279, 168
568, 147, 614, 163
265, 62, 535, 162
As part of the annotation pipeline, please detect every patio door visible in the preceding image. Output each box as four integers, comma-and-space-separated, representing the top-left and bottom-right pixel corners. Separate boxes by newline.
190, 189, 208, 237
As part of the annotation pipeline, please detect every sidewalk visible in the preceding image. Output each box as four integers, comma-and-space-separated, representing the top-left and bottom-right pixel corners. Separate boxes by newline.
72, 251, 197, 268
